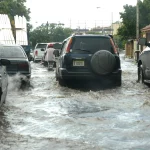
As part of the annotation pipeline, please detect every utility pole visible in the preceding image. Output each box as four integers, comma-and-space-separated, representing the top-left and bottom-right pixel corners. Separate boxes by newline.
96, 7, 113, 35
85, 21, 86, 33
95, 20, 96, 29
111, 12, 113, 35
135, 0, 140, 62
69, 19, 71, 29
136, 0, 140, 50
96, 7, 100, 29
47, 21, 48, 35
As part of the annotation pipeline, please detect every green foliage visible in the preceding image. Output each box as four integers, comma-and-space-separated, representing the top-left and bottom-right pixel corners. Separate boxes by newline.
117, 5, 136, 41
113, 35, 125, 50
0, 0, 30, 21
29, 23, 73, 48
139, 0, 150, 28
117, 0, 150, 41
86, 31, 101, 34
0, 0, 30, 38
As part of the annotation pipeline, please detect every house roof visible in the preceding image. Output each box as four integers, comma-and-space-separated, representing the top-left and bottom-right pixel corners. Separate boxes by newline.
141, 25, 150, 32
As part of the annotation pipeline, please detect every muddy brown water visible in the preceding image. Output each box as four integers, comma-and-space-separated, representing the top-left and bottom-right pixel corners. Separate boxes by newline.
0, 53, 150, 150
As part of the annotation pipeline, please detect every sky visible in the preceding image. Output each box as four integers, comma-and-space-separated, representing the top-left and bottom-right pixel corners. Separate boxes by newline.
25, 0, 138, 29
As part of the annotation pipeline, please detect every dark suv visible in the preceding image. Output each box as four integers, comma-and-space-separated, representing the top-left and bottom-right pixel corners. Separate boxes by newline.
54, 34, 122, 86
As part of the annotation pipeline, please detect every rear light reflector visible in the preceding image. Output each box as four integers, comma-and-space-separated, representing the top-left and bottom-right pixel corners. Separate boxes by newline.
110, 38, 117, 54
18, 63, 29, 70
35, 50, 38, 56
66, 38, 72, 53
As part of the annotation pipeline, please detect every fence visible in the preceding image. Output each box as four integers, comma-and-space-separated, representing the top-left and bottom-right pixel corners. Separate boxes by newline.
0, 14, 15, 44
0, 14, 28, 45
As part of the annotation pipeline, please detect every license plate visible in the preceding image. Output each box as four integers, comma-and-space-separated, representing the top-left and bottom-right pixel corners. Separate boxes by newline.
73, 60, 84, 66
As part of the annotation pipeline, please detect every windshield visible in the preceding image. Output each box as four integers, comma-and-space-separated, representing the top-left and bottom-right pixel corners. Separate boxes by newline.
21, 45, 30, 52
0, 46, 26, 58
36, 44, 47, 49
72, 37, 114, 53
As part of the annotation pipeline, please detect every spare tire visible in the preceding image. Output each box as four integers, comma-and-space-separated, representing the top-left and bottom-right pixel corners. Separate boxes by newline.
91, 50, 116, 75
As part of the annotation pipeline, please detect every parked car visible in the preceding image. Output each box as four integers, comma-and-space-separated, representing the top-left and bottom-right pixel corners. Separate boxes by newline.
21, 45, 31, 60
0, 44, 31, 83
28, 48, 34, 61
33, 43, 50, 62
0, 59, 10, 107
137, 38, 150, 84
54, 34, 121, 86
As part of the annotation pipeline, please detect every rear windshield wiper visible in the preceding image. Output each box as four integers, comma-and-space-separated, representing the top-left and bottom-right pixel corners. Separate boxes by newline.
73, 49, 90, 52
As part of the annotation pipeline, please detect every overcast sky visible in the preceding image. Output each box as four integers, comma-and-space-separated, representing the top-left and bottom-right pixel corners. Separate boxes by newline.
25, 0, 138, 29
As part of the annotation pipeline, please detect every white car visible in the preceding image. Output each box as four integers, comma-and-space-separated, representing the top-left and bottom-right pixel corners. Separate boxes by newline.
33, 43, 50, 62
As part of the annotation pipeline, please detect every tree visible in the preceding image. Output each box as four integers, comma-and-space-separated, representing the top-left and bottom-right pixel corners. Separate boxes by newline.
86, 31, 101, 34
117, 0, 150, 41
117, 5, 136, 41
29, 23, 73, 48
0, 0, 30, 20
0, 0, 30, 38
139, 0, 150, 28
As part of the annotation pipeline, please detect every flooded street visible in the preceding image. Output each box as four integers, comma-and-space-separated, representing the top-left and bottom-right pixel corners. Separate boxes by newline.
1, 52, 150, 150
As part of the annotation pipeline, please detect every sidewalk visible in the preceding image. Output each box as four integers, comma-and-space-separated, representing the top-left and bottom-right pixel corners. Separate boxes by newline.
119, 50, 136, 63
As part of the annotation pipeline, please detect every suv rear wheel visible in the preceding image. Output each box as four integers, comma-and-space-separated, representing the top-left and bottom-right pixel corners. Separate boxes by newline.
58, 78, 66, 86
138, 65, 144, 83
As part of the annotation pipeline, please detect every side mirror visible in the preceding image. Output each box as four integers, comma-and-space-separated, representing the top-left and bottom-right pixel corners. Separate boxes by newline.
53, 49, 60, 57
138, 38, 147, 46
0, 59, 10, 66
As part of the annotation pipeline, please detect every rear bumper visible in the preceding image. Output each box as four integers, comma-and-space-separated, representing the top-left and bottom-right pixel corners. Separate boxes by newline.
58, 68, 122, 80
8, 73, 31, 79
34, 56, 43, 60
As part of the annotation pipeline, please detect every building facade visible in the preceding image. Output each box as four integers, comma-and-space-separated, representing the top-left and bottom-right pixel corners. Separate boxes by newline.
112, 21, 122, 35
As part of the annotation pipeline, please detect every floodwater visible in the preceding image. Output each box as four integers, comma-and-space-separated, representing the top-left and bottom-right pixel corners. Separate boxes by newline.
0, 52, 150, 150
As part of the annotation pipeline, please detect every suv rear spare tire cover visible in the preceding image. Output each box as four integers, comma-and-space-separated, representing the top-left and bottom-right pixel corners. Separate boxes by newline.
91, 50, 116, 75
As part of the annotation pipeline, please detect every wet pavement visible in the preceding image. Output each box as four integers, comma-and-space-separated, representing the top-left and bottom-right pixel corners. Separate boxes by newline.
0, 52, 150, 150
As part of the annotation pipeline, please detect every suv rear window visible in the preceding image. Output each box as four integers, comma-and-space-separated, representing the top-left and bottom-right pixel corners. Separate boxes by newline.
72, 37, 114, 53
36, 44, 47, 49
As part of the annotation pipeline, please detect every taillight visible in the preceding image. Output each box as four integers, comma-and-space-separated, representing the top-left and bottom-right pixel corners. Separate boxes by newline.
66, 38, 72, 53
18, 63, 29, 70
110, 38, 117, 54
35, 50, 38, 56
